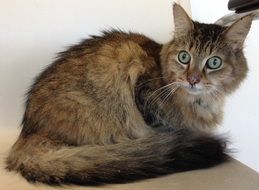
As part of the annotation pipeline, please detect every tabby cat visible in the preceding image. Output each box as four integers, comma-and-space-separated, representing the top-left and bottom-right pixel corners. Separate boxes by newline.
6, 4, 252, 185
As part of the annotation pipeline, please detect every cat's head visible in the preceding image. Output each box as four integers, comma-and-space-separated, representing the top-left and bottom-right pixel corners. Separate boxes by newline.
161, 4, 252, 98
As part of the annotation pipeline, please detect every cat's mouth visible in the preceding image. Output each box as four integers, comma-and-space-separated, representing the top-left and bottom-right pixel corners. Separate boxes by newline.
181, 83, 205, 95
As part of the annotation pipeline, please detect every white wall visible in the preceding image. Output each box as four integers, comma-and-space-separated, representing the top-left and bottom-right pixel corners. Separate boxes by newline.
0, 0, 258, 172
191, 0, 259, 172
0, 0, 179, 129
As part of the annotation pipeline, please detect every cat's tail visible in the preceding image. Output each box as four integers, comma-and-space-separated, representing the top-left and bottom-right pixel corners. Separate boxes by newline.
6, 129, 228, 185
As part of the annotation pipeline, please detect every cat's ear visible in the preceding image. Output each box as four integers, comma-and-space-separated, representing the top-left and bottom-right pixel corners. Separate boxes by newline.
224, 15, 252, 49
173, 3, 194, 37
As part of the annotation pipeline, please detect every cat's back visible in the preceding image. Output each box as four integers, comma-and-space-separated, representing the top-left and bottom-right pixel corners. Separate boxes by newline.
29, 31, 162, 96
24, 31, 162, 125
22, 30, 161, 140
62, 30, 162, 77
78, 30, 162, 62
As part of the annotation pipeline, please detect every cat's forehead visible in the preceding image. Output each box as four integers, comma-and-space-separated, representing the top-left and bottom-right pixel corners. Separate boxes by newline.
188, 22, 227, 54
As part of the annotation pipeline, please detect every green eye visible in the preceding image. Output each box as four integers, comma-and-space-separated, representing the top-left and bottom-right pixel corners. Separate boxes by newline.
206, 56, 222, 70
178, 50, 191, 64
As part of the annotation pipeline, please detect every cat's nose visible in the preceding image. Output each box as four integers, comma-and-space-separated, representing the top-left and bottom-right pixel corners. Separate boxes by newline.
187, 72, 201, 86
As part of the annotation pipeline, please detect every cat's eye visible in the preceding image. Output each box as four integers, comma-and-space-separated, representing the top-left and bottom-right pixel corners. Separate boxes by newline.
178, 50, 191, 64
206, 56, 222, 70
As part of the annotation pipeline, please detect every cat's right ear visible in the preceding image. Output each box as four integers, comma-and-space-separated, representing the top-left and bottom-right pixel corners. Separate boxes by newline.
224, 15, 252, 49
173, 3, 194, 38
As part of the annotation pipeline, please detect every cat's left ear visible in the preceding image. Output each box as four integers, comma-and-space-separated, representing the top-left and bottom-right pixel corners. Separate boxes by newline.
224, 15, 252, 49
173, 3, 194, 37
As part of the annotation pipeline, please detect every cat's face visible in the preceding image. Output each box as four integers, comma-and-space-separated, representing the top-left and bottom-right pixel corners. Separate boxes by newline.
161, 4, 252, 98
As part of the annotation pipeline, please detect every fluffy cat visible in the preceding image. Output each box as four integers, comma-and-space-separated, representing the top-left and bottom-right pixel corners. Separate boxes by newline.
6, 4, 252, 185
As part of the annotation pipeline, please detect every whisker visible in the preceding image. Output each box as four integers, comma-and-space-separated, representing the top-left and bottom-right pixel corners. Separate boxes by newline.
145, 83, 177, 104
143, 87, 170, 116
143, 82, 180, 116
153, 85, 180, 118
158, 85, 180, 109
147, 88, 169, 108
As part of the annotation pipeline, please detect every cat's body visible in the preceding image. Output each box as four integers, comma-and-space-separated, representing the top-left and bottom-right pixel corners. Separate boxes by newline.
6, 4, 252, 185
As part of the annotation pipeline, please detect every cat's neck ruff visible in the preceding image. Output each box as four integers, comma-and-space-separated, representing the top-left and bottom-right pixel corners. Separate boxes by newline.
173, 90, 225, 130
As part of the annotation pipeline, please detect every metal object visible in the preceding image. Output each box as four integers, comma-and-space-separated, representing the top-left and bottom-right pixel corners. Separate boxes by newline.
215, 10, 259, 26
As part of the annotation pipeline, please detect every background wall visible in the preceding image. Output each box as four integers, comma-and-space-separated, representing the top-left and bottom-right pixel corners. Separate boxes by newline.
0, 0, 258, 171
0, 0, 178, 129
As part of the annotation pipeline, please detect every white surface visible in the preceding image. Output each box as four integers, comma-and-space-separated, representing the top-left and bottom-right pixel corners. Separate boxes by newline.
0, 0, 258, 172
191, 0, 259, 172
0, 0, 178, 129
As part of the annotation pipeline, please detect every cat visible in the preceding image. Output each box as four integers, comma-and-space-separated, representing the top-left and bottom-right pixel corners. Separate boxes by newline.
6, 4, 252, 185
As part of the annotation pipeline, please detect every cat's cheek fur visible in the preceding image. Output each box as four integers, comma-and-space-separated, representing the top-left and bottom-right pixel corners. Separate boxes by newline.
160, 45, 187, 83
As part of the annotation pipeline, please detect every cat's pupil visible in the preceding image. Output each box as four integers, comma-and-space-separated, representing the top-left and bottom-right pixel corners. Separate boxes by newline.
182, 54, 186, 60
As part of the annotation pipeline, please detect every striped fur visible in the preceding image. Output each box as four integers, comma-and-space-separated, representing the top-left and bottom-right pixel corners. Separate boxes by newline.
6, 4, 251, 185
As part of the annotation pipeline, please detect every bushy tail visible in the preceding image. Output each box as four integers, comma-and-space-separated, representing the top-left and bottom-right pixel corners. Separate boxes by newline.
6, 129, 227, 185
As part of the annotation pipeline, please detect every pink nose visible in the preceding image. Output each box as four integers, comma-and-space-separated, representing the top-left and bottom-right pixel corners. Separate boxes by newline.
187, 73, 201, 86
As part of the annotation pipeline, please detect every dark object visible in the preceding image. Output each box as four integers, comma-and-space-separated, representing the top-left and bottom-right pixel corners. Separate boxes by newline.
228, 0, 259, 13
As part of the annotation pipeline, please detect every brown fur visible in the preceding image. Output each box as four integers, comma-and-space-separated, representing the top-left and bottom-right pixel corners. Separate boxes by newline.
6, 4, 252, 185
